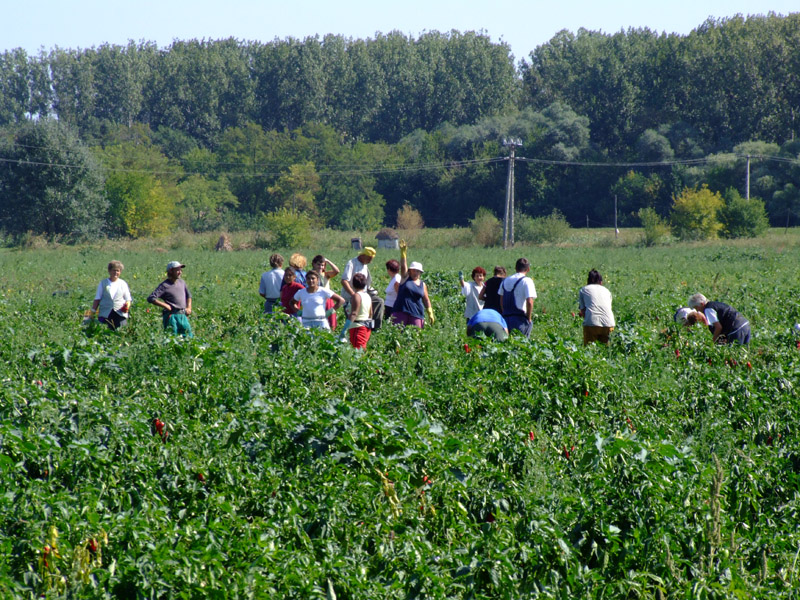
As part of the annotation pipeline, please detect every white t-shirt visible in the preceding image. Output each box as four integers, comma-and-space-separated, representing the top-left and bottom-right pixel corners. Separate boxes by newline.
95, 278, 132, 318
294, 287, 334, 320
385, 273, 401, 308
461, 280, 485, 319
498, 272, 537, 311
341, 257, 372, 301
259, 269, 284, 299
578, 284, 615, 327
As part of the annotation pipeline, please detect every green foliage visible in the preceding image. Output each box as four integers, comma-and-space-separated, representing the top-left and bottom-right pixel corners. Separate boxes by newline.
670, 185, 724, 241
105, 172, 175, 238
262, 208, 312, 248
638, 207, 671, 246
719, 188, 769, 238
515, 209, 571, 244
469, 207, 502, 246
610, 171, 665, 225
267, 161, 321, 216
176, 174, 238, 232
0, 120, 107, 241
1, 241, 800, 598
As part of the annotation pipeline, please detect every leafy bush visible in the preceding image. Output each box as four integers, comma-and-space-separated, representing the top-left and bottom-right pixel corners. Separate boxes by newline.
719, 188, 769, 238
670, 185, 724, 241
515, 210, 571, 244
638, 207, 671, 246
106, 172, 176, 238
262, 208, 312, 248
469, 207, 502, 246
396, 203, 425, 230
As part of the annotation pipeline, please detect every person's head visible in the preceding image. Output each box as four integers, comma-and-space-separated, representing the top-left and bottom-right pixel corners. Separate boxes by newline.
283, 267, 296, 284
107, 260, 124, 281
515, 258, 530, 274
688, 293, 707, 310
305, 269, 319, 291
358, 247, 376, 265
686, 310, 707, 326
674, 307, 693, 325
352, 273, 368, 291
269, 253, 284, 269
166, 260, 185, 281
587, 269, 603, 285
311, 255, 325, 271
493, 266, 506, 278
471, 266, 486, 284
386, 259, 400, 275
289, 253, 307, 270
408, 261, 424, 280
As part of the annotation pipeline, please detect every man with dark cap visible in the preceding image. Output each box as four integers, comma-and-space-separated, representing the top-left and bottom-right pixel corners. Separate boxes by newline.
148, 261, 193, 337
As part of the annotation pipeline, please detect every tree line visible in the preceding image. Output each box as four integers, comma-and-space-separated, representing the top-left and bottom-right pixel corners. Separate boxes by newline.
1, 14, 799, 241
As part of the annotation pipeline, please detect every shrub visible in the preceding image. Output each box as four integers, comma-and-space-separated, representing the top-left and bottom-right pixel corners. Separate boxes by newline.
515, 210, 571, 244
670, 185, 724, 241
470, 207, 502, 247
396, 203, 425, 230
262, 208, 312, 248
719, 188, 769, 239
638, 207, 671, 246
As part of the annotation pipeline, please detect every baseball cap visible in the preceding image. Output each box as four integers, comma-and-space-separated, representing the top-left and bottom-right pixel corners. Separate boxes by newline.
167, 261, 186, 271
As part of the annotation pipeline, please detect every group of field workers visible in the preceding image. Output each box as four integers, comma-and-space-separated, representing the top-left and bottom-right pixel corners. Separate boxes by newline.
89, 243, 749, 348
258, 240, 433, 349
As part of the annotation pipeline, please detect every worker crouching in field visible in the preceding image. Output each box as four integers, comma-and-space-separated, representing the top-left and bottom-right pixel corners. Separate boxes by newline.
466, 308, 509, 342
148, 261, 193, 337
686, 293, 750, 344
578, 269, 616, 345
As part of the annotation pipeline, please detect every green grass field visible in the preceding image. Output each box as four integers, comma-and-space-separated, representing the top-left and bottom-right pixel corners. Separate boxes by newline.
2, 230, 800, 598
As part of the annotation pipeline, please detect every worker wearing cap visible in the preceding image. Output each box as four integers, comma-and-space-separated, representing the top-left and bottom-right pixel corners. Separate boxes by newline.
339, 246, 384, 337
148, 261, 193, 337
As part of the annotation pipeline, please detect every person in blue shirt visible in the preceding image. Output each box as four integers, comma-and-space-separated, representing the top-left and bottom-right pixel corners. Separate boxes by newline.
467, 309, 509, 341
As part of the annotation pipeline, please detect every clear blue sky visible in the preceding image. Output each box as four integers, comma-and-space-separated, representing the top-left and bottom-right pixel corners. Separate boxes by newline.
3, 0, 797, 63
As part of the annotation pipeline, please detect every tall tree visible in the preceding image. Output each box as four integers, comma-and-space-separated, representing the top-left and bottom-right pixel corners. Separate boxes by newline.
0, 120, 107, 239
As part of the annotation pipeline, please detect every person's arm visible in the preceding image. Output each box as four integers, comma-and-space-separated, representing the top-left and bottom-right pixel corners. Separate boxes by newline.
348, 292, 361, 321
340, 261, 355, 297
185, 296, 192, 316
525, 297, 534, 322
324, 258, 340, 279
478, 285, 487, 301
148, 284, 173, 312
92, 281, 103, 312
711, 321, 724, 342
399, 240, 408, 279
423, 283, 435, 324
331, 293, 345, 311
578, 288, 586, 317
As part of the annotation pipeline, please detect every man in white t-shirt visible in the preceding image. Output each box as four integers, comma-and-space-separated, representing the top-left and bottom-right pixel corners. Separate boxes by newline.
498, 258, 537, 337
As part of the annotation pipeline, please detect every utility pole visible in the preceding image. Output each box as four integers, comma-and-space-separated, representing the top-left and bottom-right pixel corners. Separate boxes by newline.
502, 137, 522, 249
745, 155, 751, 200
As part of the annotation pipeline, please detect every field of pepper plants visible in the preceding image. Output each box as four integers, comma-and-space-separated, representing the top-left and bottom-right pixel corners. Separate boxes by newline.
1, 234, 800, 599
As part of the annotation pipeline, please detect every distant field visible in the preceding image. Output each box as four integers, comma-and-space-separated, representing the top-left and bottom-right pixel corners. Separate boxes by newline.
1, 231, 800, 597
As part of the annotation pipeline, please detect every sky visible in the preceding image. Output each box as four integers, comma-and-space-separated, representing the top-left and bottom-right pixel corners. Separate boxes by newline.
3, 0, 798, 63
